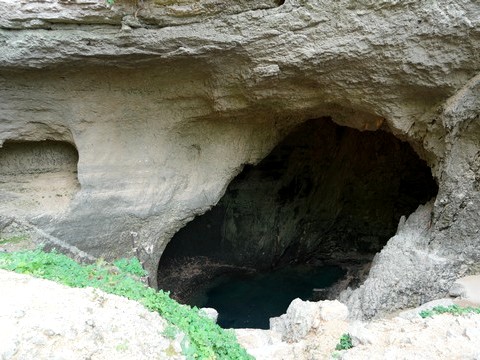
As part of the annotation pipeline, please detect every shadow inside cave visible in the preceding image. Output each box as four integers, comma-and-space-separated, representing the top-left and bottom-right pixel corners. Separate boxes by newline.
157, 117, 438, 328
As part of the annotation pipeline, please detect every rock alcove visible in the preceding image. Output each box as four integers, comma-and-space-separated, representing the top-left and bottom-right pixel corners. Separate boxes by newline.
157, 118, 438, 328
0, 140, 80, 217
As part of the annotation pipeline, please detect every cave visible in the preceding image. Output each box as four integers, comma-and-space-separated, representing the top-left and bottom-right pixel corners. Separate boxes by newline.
157, 118, 438, 328
0, 140, 80, 216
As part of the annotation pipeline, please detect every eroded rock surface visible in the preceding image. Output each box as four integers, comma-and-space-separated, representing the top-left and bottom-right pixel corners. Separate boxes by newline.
0, 0, 479, 318
340, 313, 480, 360
237, 298, 480, 360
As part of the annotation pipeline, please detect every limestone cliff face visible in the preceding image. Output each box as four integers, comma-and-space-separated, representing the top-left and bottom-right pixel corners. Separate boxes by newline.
0, 0, 479, 318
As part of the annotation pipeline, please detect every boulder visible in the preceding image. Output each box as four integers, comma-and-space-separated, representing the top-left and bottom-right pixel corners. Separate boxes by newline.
270, 299, 348, 342
199, 307, 219, 323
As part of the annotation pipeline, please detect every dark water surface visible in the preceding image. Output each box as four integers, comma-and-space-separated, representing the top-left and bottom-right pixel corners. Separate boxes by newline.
191, 265, 345, 329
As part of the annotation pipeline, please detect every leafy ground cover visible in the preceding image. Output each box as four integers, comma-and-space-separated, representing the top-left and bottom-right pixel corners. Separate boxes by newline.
419, 304, 480, 318
0, 235, 28, 246
335, 333, 353, 351
0, 249, 253, 360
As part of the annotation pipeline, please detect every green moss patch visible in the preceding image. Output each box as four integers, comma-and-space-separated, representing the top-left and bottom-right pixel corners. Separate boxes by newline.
0, 249, 253, 360
419, 304, 480, 318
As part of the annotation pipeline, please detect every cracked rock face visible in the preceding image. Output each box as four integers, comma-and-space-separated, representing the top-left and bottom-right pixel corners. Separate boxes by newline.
0, 0, 479, 319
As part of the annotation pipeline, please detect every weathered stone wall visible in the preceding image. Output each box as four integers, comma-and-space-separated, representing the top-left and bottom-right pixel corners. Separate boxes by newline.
0, 0, 478, 318
0, 64, 283, 281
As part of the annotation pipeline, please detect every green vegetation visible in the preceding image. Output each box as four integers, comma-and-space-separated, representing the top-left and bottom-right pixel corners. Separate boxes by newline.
419, 304, 480, 318
0, 235, 28, 246
330, 351, 341, 360
335, 333, 353, 351
0, 249, 253, 360
113, 257, 147, 277
163, 324, 180, 340
115, 340, 129, 352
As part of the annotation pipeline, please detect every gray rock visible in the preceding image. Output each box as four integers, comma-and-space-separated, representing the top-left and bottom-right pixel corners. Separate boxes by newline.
270, 299, 348, 342
450, 283, 467, 298
199, 307, 219, 323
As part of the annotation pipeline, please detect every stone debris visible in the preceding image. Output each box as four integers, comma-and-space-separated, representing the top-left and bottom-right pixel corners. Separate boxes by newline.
341, 313, 480, 360
236, 298, 480, 360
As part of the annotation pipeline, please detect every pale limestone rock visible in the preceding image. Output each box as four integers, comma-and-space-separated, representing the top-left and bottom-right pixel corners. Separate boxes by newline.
0, 270, 185, 360
199, 307, 219, 323
235, 329, 294, 360
464, 327, 480, 342
349, 321, 375, 346
270, 298, 321, 342
320, 300, 349, 322
341, 311, 480, 360
449, 275, 480, 305
270, 299, 348, 342
238, 307, 347, 360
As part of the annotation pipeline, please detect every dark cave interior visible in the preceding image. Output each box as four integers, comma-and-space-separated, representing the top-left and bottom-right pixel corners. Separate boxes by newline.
157, 118, 438, 328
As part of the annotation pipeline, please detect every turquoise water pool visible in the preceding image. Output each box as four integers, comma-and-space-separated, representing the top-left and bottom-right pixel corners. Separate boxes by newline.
192, 264, 346, 329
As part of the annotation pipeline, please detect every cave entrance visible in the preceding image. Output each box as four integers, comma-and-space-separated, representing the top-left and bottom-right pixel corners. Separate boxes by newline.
158, 118, 438, 328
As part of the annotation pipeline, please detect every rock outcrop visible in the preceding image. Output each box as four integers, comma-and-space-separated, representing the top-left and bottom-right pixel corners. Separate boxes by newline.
236, 298, 349, 359
0, 0, 479, 318
270, 298, 348, 342
236, 297, 480, 360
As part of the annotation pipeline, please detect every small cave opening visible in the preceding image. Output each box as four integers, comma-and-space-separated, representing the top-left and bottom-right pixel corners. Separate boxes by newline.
157, 118, 438, 329
0, 140, 80, 216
